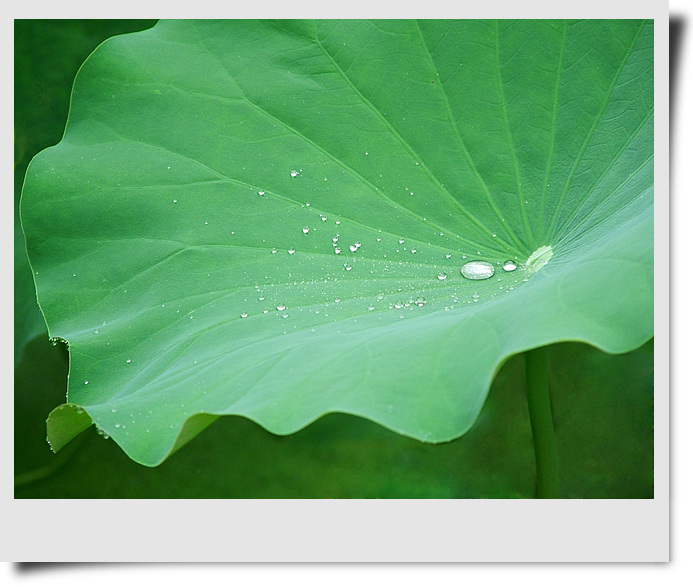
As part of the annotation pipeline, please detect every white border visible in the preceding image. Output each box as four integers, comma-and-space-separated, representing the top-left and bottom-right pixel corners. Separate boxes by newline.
5, 0, 675, 569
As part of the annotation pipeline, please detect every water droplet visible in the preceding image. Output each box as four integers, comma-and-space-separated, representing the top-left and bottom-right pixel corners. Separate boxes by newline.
334, 298, 341, 303
394, 301, 404, 309
415, 296, 426, 307
349, 244, 358, 252
258, 190, 265, 196
398, 239, 404, 244
240, 312, 248, 318
126, 359, 131, 364
461, 260, 495, 280
290, 170, 299, 177
334, 248, 341, 254
472, 292, 480, 301
302, 226, 310, 234
276, 304, 286, 311
445, 253, 452, 259
111, 407, 118, 413
84, 380, 89, 385
335, 220, 341, 225
410, 249, 417, 254
502, 260, 518, 272
288, 248, 296, 254
271, 248, 277, 254
367, 305, 375, 311
320, 214, 327, 222
344, 263, 352, 271
437, 272, 447, 280
258, 295, 265, 301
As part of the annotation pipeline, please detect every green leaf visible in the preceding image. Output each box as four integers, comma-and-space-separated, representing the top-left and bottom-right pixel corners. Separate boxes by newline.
20, 19, 653, 466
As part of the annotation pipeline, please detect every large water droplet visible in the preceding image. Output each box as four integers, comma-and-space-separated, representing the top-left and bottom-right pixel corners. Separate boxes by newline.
461, 260, 495, 280
502, 260, 518, 272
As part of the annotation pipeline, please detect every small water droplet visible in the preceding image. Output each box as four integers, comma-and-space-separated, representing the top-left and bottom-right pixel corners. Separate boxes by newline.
461, 260, 495, 280
258, 190, 265, 196
288, 248, 296, 254
302, 226, 310, 234
398, 239, 404, 244
344, 263, 352, 271
367, 305, 375, 311
502, 260, 518, 272
290, 170, 299, 177
415, 296, 426, 307
277, 304, 286, 311
334, 248, 341, 254
271, 248, 277, 254
410, 249, 416, 254
437, 272, 447, 280
126, 359, 131, 364
445, 253, 452, 259
111, 407, 117, 413
349, 244, 358, 252
84, 380, 89, 385
334, 298, 341, 303
472, 292, 480, 301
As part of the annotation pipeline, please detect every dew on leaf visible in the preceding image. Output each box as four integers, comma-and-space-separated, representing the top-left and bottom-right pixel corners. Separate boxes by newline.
437, 272, 447, 280
288, 248, 295, 254
461, 260, 495, 280
302, 226, 310, 234
502, 260, 518, 272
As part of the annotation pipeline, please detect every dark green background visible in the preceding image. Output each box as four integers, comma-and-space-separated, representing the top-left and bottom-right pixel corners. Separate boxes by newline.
14, 20, 654, 499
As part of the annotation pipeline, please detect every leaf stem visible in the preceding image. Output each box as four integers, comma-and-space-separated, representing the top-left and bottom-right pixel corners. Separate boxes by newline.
525, 346, 559, 498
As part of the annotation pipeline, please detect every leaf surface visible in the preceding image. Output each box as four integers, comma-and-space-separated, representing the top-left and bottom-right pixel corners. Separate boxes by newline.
21, 19, 654, 465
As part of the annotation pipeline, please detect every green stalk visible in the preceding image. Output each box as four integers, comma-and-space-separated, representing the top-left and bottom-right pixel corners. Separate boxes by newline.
525, 346, 559, 498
